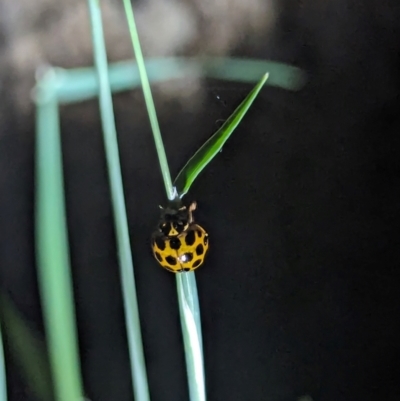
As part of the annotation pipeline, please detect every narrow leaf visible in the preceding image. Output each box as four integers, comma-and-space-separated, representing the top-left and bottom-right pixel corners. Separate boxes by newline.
0, 294, 53, 401
176, 273, 205, 401
0, 312, 8, 401
35, 70, 84, 401
87, 1, 151, 400
38, 57, 303, 104
202, 57, 305, 90
121, 0, 175, 200
174, 73, 269, 197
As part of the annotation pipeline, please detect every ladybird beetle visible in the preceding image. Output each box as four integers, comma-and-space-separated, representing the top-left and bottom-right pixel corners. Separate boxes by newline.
151, 201, 209, 273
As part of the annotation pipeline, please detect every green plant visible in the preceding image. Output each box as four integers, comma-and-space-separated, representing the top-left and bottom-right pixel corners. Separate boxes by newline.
1, 1, 305, 401
0, 316, 7, 401
120, 2, 274, 400
0, 294, 53, 401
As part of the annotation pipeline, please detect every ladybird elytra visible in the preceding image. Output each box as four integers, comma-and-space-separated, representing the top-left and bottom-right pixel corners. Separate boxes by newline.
151, 201, 209, 272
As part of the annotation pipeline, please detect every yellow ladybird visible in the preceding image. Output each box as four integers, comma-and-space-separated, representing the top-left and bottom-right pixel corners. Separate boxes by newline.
151, 201, 209, 272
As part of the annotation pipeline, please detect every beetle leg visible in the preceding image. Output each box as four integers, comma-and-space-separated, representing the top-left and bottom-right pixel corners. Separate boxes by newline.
188, 201, 197, 223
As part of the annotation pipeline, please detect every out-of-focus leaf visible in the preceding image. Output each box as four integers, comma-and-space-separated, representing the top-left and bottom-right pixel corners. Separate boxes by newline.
0, 294, 53, 401
36, 69, 84, 401
88, 1, 151, 400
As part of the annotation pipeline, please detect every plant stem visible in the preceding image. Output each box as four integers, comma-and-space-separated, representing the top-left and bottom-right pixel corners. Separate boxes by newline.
40, 58, 303, 105
0, 319, 7, 401
87, 1, 150, 400
122, 0, 175, 200
0, 294, 53, 401
176, 273, 206, 401
35, 70, 84, 401
120, 3, 207, 401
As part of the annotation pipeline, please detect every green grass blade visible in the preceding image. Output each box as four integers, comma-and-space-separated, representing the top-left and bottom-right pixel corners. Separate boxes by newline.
121, 0, 175, 200
36, 58, 303, 104
0, 294, 53, 401
176, 273, 205, 401
51, 58, 200, 104
87, 1, 150, 400
120, 3, 207, 401
35, 70, 84, 401
202, 57, 304, 90
174, 72, 269, 197
0, 313, 7, 401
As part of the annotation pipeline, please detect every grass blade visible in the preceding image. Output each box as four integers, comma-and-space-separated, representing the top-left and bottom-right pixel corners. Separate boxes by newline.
35, 69, 84, 401
174, 72, 269, 197
121, 0, 175, 200
176, 273, 205, 401
202, 57, 304, 89
36, 57, 303, 105
87, 1, 150, 400
120, 3, 207, 401
0, 314, 7, 401
0, 294, 53, 401
51, 58, 200, 104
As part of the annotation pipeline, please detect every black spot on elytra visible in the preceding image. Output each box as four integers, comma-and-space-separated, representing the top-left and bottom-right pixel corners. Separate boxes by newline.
166, 256, 177, 265
155, 252, 163, 262
197, 229, 203, 238
155, 236, 166, 250
170, 237, 181, 250
204, 235, 208, 246
195, 244, 204, 256
192, 259, 202, 268
183, 252, 193, 262
185, 230, 196, 246
183, 268, 191, 272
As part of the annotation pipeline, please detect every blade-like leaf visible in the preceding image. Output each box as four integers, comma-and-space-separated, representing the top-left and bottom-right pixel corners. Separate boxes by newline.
122, 0, 175, 200
202, 57, 305, 90
46, 57, 304, 104
174, 73, 269, 197
176, 273, 205, 401
35, 70, 84, 401
0, 294, 53, 401
120, 3, 209, 401
87, 1, 151, 400
0, 313, 7, 401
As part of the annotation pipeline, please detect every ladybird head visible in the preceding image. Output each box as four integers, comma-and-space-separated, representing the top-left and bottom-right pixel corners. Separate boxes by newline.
158, 201, 196, 237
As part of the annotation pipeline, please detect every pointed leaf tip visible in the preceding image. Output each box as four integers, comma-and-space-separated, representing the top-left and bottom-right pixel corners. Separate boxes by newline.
174, 73, 269, 197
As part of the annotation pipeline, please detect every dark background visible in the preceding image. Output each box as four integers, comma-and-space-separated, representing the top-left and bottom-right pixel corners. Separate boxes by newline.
1, 1, 400, 400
